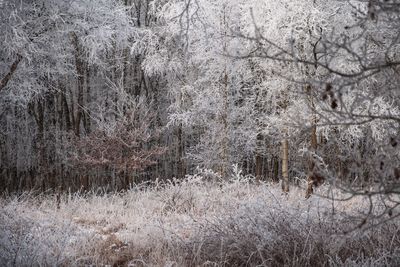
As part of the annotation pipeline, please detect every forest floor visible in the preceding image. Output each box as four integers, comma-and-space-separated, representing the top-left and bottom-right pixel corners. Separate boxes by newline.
1, 174, 400, 266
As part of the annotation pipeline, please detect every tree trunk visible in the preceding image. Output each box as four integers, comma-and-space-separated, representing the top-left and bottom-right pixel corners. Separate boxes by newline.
305, 123, 318, 198
220, 5, 229, 179
272, 156, 280, 183
255, 154, 262, 183
83, 63, 91, 134
305, 82, 318, 198
221, 70, 229, 179
281, 138, 289, 192
70, 32, 85, 137
31, 99, 46, 190
177, 124, 186, 178
255, 134, 264, 183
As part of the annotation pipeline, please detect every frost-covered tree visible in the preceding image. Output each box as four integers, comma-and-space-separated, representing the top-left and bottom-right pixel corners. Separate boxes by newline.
159, 0, 344, 186
236, 0, 400, 199
159, 0, 261, 178
0, 0, 165, 191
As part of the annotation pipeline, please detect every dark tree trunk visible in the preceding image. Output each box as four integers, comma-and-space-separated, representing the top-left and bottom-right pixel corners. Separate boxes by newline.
70, 32, 85, 137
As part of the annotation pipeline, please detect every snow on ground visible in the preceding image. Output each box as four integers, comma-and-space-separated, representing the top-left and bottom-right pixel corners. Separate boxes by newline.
1, 173, 399, 266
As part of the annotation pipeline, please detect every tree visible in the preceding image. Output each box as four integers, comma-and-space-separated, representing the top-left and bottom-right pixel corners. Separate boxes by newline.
161, 0, 265, 178
0, 0, 162, 191
235, 0, 400, 220
71, 89, 164, 189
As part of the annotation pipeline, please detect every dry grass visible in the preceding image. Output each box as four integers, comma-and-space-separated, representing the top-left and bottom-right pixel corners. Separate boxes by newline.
1, 173, 399, 266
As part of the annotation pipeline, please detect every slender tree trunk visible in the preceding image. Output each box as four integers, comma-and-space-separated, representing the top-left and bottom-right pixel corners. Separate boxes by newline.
122, 47, 130, 91
177, 124, 186, 178
281, 83, 290, 192
220, 5, 229, 179
272, 156, 280, 183
306, 121, 318, 198
281, 138, 289, 192
62, 92, 72, 132
255, 154, 262, 183
31, 99, 45, 190
83, 63, 91, 134
70, 32, 85, 137
255, 134, 263, 183
304, 83, 318, 198
304, 5, 320, 198
221, 70, 229, 179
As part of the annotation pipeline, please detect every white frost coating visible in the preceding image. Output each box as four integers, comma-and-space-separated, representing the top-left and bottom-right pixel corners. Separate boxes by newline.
0, 175, 398, 266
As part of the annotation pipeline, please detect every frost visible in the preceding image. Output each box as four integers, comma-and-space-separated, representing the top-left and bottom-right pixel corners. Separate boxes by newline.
1, 176, 399, 266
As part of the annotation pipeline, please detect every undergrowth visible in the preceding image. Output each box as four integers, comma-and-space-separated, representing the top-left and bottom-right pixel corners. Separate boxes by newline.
1, 171, 399, 266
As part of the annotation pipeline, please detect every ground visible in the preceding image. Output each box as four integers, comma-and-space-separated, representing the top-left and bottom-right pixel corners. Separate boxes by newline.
1, 173, 399, 266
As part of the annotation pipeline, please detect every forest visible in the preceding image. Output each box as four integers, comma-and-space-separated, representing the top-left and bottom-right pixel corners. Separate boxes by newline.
0, 0, 400, 266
